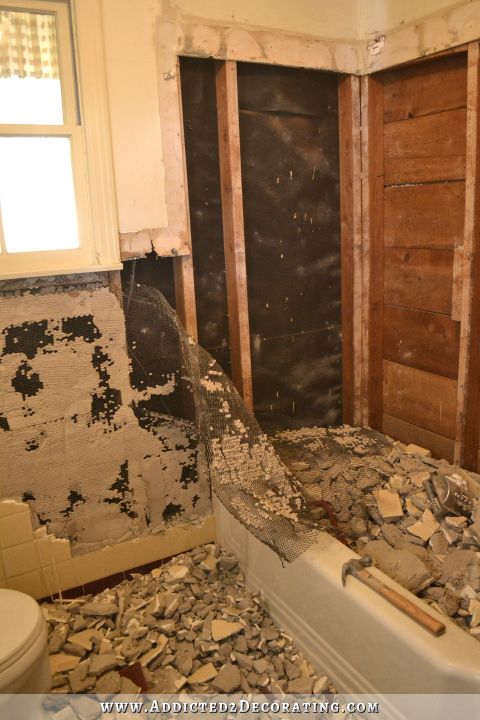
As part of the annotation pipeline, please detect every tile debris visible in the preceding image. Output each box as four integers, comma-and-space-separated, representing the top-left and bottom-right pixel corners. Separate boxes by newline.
271, 424, 480, 641
45, 544, 335, 695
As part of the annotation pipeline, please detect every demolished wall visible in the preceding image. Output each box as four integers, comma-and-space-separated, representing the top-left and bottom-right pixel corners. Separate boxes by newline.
0, 276, 210, 554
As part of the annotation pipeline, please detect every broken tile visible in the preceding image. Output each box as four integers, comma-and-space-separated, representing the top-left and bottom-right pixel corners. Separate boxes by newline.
200, 555, 218, 573
80, 602, 118, 617
445, 516, 468, 529
211, 663, 242, 693
469, 599, 480, 627
63, 642, 86, 658
96, 670, 121, 695
88, 653, 118, 676
68, 629, 104, 652
165, 565, 189, 583
288, 676, 314, 693
45, 543, 337, 697
313, 676, 329, 694
405, 498, 421, 518
211, 619, 243, 642
69, 661, 95, 693
218, 556, 238, 572
429, 531, 449, 556
376, 489, 403, 520
48, 625, 69, 654
50, 654, 81, 675
407, 509, 439, 542
152, 667, 187, 693
389, 474, 405, 491
404, 444, 431, 457
139, 635, 168, 666
187, 662, 218, 685
174, 642, 195, 676
409, 471, 430, 487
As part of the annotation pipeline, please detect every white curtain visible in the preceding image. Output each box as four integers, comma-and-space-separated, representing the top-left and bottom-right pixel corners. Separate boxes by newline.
0, 9, 59, 79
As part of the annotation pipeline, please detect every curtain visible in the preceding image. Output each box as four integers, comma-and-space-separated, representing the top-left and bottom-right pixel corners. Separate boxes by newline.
0, 9, 59, 79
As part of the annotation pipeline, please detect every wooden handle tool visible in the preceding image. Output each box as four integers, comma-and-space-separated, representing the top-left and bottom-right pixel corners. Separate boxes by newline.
342, 556, 446, 637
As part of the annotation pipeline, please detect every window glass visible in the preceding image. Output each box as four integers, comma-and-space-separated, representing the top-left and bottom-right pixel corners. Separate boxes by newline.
0, 136, 79, 252
0, 9, 63, 124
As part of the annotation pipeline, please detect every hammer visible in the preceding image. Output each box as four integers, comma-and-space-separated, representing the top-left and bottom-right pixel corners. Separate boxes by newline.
342, 556, 446, 637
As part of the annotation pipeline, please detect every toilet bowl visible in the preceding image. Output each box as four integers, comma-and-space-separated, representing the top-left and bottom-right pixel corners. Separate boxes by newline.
0, 589, 51, 694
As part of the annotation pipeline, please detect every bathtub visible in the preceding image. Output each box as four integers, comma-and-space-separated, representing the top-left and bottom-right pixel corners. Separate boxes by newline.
213, 496, 480, 697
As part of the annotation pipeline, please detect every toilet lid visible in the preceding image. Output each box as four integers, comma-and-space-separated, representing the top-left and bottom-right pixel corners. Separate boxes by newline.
0, 590, 43, 670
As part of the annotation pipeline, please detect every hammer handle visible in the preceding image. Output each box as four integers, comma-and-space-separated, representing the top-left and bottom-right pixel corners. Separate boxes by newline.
358, 569, 446, 637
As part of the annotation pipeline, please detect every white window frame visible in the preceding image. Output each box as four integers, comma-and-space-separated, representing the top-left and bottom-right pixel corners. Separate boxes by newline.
0, 0, 121, 279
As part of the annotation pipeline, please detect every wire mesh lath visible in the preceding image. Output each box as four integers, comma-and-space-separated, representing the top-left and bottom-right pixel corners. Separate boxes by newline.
124, 286, 325, 563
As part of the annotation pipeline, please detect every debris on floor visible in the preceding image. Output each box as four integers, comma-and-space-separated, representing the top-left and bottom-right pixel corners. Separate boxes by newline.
271, 425, 480, 639
45, 544, 335, 695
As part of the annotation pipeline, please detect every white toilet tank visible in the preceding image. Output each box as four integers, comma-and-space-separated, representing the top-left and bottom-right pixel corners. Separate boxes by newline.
0, 589, 51, 694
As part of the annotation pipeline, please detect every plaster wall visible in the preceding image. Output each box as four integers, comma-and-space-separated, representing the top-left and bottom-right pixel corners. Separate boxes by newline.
101, 0, 480, 259
101, 0, 363, 258
162, 0, 360, 40
0, 277, 210, 558
360, 0, 468, 36
363, 0, 480, 72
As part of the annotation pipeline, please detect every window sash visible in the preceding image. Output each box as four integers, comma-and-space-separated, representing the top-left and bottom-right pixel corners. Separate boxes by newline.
0, 0, 78, 126
0, 0, 121, 279
0, 125, 91, 258
0, 0, 91, 273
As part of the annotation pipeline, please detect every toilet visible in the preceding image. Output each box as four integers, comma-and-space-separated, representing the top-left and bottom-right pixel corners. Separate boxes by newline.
0, 589, 51, 694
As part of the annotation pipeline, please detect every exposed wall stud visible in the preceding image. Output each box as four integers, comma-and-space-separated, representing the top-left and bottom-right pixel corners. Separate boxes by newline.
172, 56, 199, 342
174, 255, 198, 340
360, 75, 384, 429
215, 61, 254, 410
108, 270, 123, 303
455, 41, 480, 469
338, 75, 362, 425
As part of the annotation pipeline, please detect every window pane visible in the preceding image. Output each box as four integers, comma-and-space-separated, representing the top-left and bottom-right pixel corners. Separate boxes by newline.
0, 136, 79, 253
0, 76, 62, 124
0, 10, 63, 124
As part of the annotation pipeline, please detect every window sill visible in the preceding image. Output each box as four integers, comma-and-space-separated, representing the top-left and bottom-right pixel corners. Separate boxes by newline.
0, 262, 123, 281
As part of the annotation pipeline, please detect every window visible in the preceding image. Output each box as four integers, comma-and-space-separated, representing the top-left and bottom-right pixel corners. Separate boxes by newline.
0, 0, 121, 279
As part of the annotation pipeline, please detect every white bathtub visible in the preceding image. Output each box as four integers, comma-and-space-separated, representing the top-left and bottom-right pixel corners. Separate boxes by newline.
213, 496, 480, 696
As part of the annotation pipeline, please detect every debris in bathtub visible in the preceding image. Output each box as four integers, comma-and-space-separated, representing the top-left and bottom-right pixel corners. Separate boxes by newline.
269, 423, 480, 641
44, 544, 337, 694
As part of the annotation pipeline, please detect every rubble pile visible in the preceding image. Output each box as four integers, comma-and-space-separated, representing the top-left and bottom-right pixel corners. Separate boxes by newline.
272, 425, 480, 640
45, 544, 334, 695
